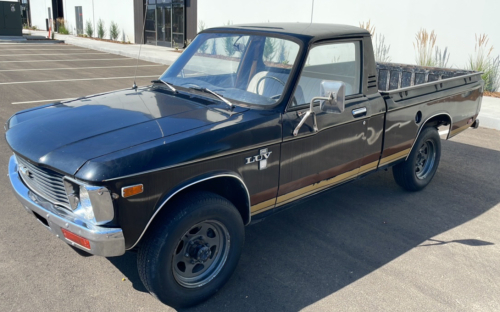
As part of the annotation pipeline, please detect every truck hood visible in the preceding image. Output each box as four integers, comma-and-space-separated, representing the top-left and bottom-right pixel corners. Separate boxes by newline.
6, 88, 235, 175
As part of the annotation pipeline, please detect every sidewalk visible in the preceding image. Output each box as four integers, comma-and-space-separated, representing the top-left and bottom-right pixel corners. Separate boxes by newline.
478, 96, 500, 131
24, 30, 180, 66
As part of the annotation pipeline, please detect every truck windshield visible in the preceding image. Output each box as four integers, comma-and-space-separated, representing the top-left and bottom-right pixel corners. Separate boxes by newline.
160, 33, 300, 106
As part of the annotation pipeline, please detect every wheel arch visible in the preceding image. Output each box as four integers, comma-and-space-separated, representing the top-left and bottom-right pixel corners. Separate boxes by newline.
128, 172, 251, 250
406, 112, 451, 161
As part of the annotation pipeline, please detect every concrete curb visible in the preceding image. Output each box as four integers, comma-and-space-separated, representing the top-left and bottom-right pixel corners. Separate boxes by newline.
0, 36, 26, 42
478, 96, 500, 131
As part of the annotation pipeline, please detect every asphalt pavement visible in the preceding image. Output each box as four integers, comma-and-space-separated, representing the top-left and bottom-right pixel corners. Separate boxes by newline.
0, 42, 499, 312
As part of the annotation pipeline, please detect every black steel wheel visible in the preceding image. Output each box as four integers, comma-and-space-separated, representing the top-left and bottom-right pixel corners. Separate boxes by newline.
393, 126, 441, 191
137, 191, 244, 308
172, 220, 230, 288
415, 140, 436, 180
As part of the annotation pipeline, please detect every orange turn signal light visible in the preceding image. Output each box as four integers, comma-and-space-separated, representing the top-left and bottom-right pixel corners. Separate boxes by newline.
121, 184, 144, 198
61, 228, 91, 249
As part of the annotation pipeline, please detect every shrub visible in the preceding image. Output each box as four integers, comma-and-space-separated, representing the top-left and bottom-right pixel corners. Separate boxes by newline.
85, 20, 93, 37
223, 21, 235, 56
414, 29, 437, 66
198, 20, 206, 33
359, 20, 391, 63
359, 20, 375, 36
57, 19, 69, 35
210, 38, 217, 55
374, 34, 391, 63
434, 47, 450, 68
277, 40, 289, 64
264, 38, 277, 61
97, 19, 106, 39
197, 20, 209, 53
109, 21, 119, 41
58, 25, 69, 34
467, 34, 500, 92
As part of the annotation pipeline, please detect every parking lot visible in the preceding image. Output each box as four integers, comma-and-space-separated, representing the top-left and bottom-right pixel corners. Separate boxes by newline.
0, 42, 500, 312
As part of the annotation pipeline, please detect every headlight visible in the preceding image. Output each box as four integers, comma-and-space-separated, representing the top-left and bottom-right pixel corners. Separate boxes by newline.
63, 178, 115, 225
75, 185, 95, 222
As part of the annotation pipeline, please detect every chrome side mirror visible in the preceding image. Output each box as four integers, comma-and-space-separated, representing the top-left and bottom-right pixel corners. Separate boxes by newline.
319, 81, 345, 114
293, 80, 346, 137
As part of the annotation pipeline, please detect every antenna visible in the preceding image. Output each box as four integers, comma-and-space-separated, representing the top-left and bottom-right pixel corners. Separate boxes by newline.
310, 0, 314, 23
133, 4, 148, 90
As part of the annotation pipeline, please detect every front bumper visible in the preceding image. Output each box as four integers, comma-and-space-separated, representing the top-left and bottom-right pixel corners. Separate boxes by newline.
8, 155, 125, 257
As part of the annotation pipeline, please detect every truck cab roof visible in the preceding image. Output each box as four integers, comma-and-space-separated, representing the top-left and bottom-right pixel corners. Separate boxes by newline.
203, 23, 371, 44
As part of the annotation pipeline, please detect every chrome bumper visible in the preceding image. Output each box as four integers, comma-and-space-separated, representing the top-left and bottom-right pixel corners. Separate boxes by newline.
8, 155, 125, 257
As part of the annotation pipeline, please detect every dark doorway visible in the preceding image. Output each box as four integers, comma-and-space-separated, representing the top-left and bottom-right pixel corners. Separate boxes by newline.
51, 0, 64, 31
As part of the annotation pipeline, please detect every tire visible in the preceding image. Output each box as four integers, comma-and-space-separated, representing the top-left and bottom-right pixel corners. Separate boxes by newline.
137, 191, 244, 308
392, 126, 441, 191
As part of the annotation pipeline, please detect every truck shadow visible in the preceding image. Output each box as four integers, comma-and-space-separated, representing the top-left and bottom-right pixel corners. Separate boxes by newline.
108, 138, 500, 311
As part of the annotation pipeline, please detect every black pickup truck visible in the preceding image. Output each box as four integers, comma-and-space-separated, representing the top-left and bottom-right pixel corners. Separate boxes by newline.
6, 23, 483, 307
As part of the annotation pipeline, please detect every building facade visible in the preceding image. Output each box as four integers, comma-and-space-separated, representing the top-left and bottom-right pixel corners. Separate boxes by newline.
27, 0, 198, 46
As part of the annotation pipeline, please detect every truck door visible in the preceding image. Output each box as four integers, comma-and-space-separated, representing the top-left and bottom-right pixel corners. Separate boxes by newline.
278, 40, 373, 206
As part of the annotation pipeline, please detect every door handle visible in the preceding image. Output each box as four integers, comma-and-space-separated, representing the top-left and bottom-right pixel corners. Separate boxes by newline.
352, 107, 367, 118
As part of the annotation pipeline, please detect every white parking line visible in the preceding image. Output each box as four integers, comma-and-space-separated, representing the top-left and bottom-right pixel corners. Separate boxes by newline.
12, 98, 75, 105
0, 64, 164, 72
0, 48, 90, 51
0, 58, 131, 63
0, 52, 108, 56
0, 43, 65, 46
0, 75, 158, 85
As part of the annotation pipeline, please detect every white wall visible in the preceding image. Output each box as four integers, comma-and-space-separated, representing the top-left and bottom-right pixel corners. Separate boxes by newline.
63, 0, 135, 42
198, 0, 500, 70
30, 0, 52, 31
30, 0, 136, 42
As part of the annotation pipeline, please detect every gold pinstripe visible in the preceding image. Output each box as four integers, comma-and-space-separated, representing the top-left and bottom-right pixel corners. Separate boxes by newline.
378, 148, 411, 166
450, 123, 472, 136
250, 160, 380, 215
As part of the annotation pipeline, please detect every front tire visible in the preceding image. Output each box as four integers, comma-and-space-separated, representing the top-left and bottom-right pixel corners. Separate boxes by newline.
392, 126, 441, 191
137, 191, 244, 308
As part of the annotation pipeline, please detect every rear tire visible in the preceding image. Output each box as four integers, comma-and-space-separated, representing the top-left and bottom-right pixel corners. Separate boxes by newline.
392, 126, 441, 191
137, 191, 244, 308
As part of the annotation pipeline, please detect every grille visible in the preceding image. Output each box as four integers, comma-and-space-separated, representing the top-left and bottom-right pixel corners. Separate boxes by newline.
16, 156, 70, 208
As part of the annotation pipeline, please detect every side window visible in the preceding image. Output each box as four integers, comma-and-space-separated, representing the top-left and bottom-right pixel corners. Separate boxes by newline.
292, 41, 361, 106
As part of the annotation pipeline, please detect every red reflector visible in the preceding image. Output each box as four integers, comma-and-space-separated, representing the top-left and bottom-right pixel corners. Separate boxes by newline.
61, 228, 91, 249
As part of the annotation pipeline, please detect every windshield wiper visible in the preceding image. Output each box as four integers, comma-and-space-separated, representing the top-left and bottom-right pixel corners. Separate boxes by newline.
189, 87, 234, 111
151, 79, 177, 93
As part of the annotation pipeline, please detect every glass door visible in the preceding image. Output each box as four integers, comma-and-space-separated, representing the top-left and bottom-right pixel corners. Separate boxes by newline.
156, 3, 172, 47
172, 0, 184, 47
144, 0, 183, 47
144, 4, 157, 45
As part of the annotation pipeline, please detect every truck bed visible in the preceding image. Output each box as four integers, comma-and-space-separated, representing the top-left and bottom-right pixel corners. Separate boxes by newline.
376, 62, 480, 93
376, 62, 483, 165
376, 62, 483, 111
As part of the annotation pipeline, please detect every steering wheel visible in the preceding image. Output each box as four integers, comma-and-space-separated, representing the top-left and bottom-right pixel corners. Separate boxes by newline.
255, 76, 285, 96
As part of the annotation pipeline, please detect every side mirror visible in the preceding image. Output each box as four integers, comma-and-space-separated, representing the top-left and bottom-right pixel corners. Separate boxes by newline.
292, 80, 346, 136
319, 81, 345, 114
